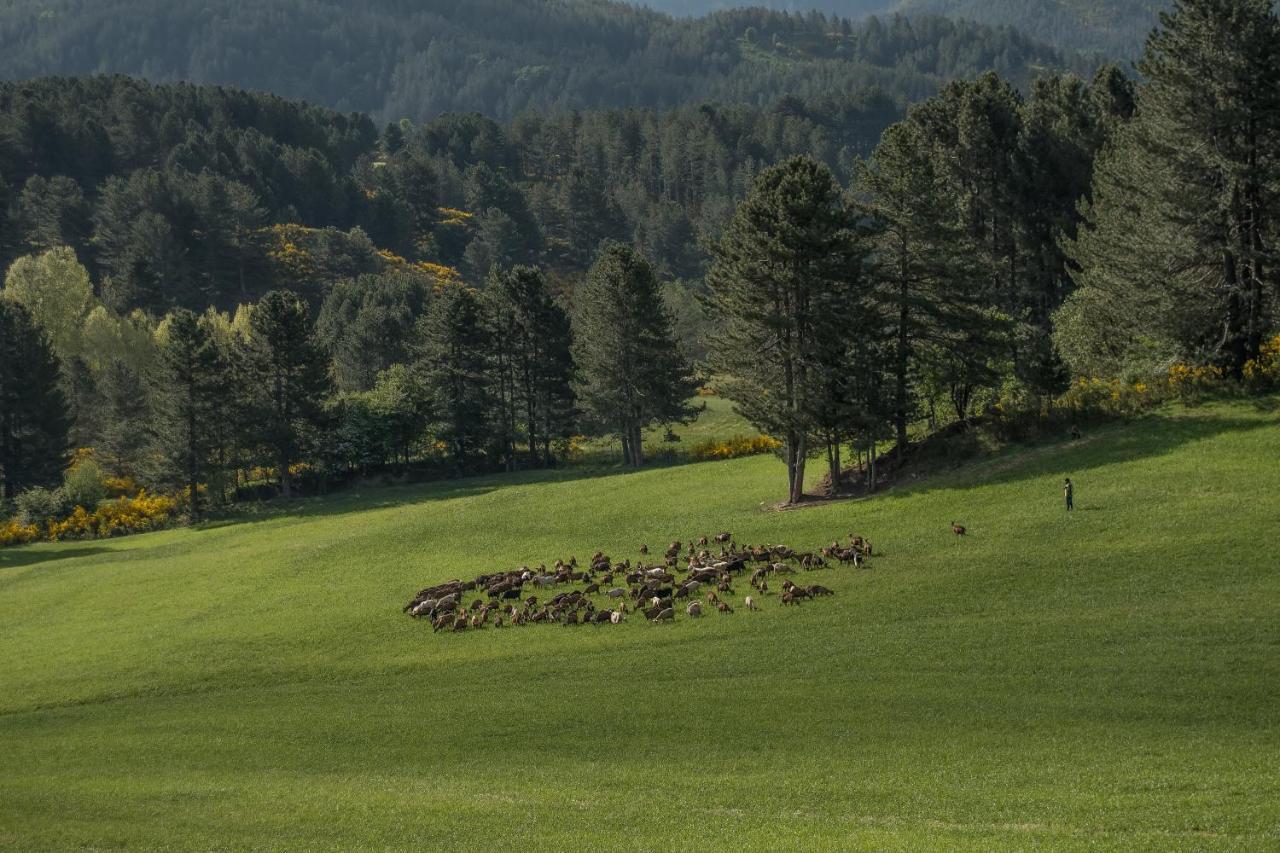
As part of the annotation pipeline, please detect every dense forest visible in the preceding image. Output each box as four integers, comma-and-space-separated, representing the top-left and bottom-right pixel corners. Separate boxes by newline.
0, 0, 1094, 122
643, 1, 1166, 58
1, 0, 1277, 534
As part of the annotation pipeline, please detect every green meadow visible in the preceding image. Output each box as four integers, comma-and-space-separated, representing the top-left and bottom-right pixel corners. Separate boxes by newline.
1, 396, 1278, 850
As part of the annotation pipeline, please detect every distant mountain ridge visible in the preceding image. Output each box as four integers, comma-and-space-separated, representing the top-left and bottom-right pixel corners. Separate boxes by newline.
0, 0, 1098, 123
638, 0, 1166, 57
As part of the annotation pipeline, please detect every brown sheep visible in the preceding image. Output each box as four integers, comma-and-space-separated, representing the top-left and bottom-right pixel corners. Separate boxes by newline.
686, 601, 702, 617
716, 601, 733, 614
952, 522, 967, 536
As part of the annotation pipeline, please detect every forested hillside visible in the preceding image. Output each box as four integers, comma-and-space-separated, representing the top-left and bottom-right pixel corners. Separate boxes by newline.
641, 0, 1166, 57
0, 0, 1091, 122
0, 76, 902, 313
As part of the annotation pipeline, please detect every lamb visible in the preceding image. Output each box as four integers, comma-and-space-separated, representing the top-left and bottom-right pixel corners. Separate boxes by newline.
951, 522, 967, 536
611, 610, 625, 624
716, 601, 733, 614
744, 595, 757, 611
686, 601, 702, 617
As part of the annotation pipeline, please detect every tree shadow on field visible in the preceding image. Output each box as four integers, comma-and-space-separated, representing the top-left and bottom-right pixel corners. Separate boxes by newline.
875, 409, 1275, 503
215, 461, 670, 527
0, 546, 114, 572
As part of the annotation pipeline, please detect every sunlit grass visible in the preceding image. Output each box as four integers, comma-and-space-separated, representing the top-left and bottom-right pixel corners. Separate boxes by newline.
1, 396, 1277, 849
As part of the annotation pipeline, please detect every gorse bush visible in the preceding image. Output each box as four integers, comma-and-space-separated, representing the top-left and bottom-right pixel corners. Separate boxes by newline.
44, 491, 178, 542
1243, 333, 1280, 391
1058, 377, 1155, 418
688, 435, 782, 461
0, 520, 41, 547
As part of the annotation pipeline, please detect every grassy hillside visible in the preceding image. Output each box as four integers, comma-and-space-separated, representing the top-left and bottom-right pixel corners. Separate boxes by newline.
1, 396, 1278, 848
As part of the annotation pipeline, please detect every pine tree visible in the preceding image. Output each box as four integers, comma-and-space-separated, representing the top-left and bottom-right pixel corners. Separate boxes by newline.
93, 360, 152, 481
412, 284, 493, 471
152, 309, 224, 516
706, 157, 866, 503
246, 290, 334, 497
1063, 0, 1280, 375
486, 265, 576, 468
0, 299, 71, 500
573, 242, 696, 468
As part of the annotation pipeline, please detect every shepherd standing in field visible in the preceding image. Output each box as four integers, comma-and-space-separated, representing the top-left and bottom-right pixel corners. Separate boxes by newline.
1064, 478, 1074, 511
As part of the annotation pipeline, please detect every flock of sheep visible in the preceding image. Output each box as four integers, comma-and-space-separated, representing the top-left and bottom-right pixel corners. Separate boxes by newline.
403, 532, 875, 633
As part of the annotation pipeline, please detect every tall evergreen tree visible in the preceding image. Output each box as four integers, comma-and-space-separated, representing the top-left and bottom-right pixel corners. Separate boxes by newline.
93, 360, 152, 481
573, 242, 696, 468
0, 300, 71, 500
706, 157, 867, 503
152, 309, 224, 516
247, 290, 334, 497
412, 284, 493, 471
486, 265, 576, 468
1062, 0, 1280, 375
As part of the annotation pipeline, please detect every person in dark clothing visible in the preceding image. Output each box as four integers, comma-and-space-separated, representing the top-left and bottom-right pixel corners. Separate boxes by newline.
1064, 478, 1074, 511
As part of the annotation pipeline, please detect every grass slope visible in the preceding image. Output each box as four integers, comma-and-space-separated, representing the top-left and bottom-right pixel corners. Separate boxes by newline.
1, 397, 1278, 849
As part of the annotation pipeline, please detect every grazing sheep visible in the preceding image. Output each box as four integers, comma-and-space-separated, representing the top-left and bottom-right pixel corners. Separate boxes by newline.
686, 601, 702, 617
494, 616, 504, 628
951, 522, 967, 536
780, 592, 797, 606
714, 532, 732, 544
745, 595, 757, 611
584, 582, 601, 594
653, 607, 675, 622
639, 544, 649, 555
611, 610, 624, 624
807, 585, 834, 596
606, 587, 626, 598
716, 601, 733, 614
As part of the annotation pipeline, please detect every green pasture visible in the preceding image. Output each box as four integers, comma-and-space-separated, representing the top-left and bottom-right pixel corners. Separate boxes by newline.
1, 396, 1277, 849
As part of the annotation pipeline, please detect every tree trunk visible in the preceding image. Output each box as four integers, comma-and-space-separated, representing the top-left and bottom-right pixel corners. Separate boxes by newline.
894, 236, 911, 450
631, 424, 644, 468
787, 435, 807, 504
868, 440, 877, 493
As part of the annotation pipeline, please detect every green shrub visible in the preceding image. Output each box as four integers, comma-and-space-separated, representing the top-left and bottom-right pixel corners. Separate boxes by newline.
63, 459, 107, 510
14, 486, 69, 526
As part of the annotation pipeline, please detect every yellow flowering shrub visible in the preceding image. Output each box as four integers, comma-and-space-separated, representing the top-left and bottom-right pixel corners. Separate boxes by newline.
1166, 363, 1223, 397
37, 491, 179, 544
689, 434, 782, 461
0, 520, 41, 547
1242, 334, 1280, 390
1058, 377, 1154, 417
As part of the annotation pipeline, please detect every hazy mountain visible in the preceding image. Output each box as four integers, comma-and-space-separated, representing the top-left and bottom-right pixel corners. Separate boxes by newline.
636, 0, 1166, 57
0, 0, 1095, 123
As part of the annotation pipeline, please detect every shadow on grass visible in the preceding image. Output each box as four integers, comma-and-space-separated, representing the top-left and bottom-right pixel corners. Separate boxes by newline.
879, 409, 1274, 503
208, 461, 670, 527
0, 546, 115, 572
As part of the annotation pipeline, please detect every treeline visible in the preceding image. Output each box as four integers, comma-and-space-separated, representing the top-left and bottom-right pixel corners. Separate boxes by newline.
0, 0, 1092, 122
0, 75, 901, 315
0, 242, 695, 515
